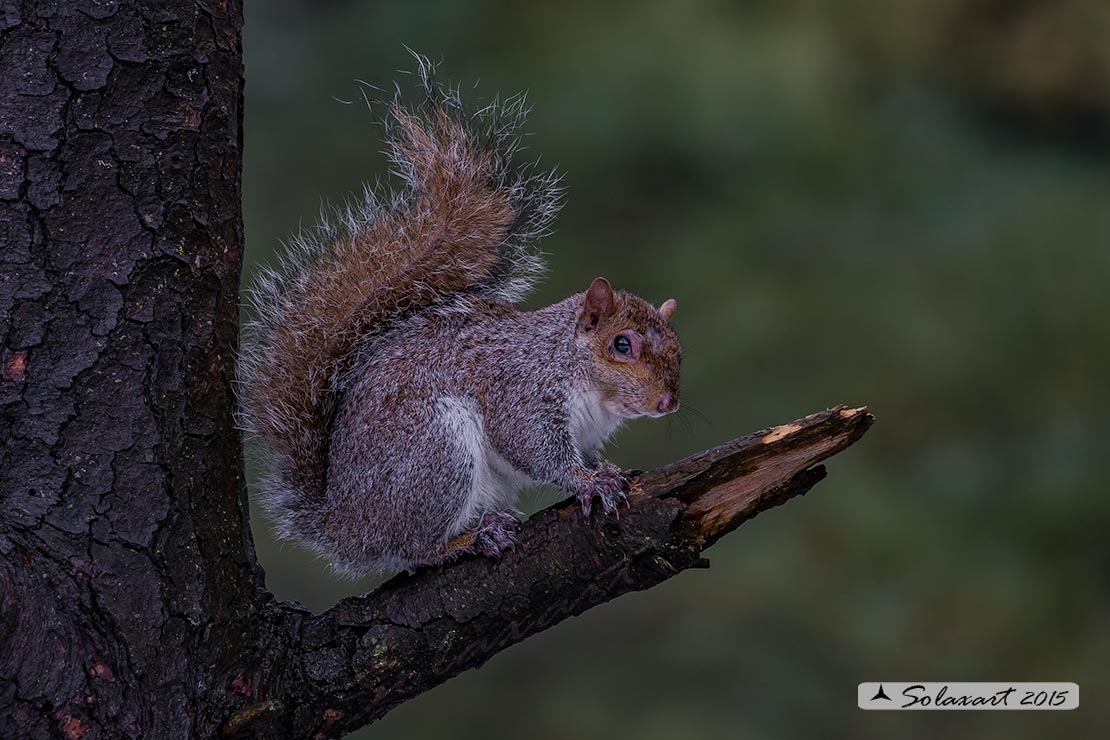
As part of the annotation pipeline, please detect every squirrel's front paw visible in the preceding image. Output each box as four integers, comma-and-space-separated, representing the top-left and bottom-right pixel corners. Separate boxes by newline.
577, 466, 629, 519
470, 510, 520, 558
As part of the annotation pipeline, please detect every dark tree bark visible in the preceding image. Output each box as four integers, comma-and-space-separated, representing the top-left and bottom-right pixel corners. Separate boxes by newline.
1, 1, 255, 737
0, 2, 872, 738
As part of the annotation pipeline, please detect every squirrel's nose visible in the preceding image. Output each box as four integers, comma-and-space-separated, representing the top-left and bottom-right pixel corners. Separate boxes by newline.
656, 392, 678, 415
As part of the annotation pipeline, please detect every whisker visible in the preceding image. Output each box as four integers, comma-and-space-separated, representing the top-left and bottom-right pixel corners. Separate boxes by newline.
679, 403, 712, 428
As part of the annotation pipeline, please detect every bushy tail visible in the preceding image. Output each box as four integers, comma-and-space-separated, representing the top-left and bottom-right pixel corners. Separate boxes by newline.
238, 56, 561, 543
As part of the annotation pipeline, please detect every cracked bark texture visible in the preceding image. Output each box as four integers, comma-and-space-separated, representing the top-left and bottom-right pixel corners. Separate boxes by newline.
0, 1, 254, 737
0, 3, 873, 738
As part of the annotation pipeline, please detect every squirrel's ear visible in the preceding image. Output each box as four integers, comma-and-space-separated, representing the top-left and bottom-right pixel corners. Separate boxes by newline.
658, 298, 677, 322
578, 277, 615, 333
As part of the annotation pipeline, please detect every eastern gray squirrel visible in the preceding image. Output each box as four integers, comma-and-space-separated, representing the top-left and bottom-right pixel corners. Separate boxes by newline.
239, 60, 682, 576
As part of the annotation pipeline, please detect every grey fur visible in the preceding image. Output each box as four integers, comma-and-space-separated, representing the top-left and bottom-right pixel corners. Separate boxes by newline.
323, 297, 620, 575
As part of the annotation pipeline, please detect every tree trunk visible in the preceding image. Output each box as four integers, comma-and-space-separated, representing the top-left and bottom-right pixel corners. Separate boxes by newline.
1, 1, 256, 736
0, 2, 872, 738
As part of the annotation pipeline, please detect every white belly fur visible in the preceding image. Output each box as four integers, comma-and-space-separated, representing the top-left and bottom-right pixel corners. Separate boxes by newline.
436, 396, 529, 534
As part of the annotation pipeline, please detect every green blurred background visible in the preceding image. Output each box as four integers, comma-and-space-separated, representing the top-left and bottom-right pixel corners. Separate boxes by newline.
241, 1, 1110, 738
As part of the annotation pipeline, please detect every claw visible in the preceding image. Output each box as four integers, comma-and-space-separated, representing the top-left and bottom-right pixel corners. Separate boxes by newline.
579, 493, 593, 519
601, 488, 627, 517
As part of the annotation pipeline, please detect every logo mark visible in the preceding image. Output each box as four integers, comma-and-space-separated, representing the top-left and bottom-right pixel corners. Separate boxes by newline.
870, 684, 891, 702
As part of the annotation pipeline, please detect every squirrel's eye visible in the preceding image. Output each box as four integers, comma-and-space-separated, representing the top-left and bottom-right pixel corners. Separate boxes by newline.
613, 335, 632, 355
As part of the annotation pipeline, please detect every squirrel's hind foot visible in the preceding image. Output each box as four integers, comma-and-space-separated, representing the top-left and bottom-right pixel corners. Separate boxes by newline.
469, 510, 520, 558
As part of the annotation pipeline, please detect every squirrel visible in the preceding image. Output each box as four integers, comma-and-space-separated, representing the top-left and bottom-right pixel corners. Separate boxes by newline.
238, 58, 682, 577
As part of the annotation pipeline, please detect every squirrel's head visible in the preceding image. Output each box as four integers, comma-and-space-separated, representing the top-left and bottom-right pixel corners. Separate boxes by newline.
575, 277, 682, 419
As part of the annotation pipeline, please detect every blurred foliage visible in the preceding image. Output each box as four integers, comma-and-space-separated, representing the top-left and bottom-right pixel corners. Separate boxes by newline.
242, 1, 1110, 738
840, 0, 1110, 136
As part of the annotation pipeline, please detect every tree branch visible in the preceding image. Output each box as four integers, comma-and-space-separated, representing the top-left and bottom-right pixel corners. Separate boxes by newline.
239, 406, 872, 738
